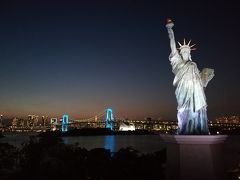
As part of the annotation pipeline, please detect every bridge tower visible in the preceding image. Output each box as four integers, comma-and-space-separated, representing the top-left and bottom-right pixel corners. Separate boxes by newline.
105, 108, 114, 130
61, 114, 69, 132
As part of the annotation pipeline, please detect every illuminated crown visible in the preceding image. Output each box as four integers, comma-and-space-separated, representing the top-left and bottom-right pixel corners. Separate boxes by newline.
177, 39, 196, 51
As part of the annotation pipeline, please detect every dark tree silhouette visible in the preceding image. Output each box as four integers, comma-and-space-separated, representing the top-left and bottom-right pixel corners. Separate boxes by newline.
0, 136, 166, 180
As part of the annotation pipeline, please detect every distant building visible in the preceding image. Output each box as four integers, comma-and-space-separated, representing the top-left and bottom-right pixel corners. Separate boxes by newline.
11, 118, 18, 128
215, 116, 240, 124
50, 118, 58, 131
27, 115, 39, 127
0, 115, 3, 127
119, 122, 135, 131
41, 116, 48, 126
19, 119, 24, 127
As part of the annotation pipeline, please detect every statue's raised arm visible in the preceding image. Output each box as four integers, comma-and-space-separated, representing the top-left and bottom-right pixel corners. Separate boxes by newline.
166, 18, 177, 55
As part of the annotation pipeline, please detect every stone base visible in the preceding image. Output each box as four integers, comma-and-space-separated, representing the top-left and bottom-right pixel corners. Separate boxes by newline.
160, 135, 228, 180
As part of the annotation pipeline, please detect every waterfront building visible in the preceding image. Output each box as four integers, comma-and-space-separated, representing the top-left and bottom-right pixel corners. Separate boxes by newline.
119, 122, 135, 131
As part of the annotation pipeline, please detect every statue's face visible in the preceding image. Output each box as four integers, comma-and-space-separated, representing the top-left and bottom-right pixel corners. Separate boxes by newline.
180, 48, 190, 61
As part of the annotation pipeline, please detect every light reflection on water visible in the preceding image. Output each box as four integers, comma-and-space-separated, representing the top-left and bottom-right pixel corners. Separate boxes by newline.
104, 135, 115, 152
0, 133, 165, 153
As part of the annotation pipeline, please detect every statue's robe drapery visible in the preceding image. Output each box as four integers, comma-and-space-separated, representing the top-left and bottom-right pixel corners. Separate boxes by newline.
169, 51, 209, 134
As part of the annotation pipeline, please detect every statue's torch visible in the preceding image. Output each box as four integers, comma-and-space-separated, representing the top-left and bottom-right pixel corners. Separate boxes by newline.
166, 18, 174, 29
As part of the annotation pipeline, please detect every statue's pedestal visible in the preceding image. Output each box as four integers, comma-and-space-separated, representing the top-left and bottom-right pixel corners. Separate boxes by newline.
160, 135, 228, 180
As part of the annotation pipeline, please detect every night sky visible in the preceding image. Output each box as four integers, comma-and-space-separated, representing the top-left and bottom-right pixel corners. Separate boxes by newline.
0, 0, 239, 120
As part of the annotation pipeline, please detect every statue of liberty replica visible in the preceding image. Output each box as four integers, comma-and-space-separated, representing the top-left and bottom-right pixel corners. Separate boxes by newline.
166, 19, 214, 135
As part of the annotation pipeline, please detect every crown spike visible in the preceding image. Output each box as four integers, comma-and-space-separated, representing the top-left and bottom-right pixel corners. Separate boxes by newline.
191, 48, 197, 50
178, 39, 197, 51
190, 44, 196, 48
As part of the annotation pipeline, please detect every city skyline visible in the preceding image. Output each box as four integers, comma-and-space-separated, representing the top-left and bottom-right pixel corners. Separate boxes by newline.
0, 0, 239, 120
